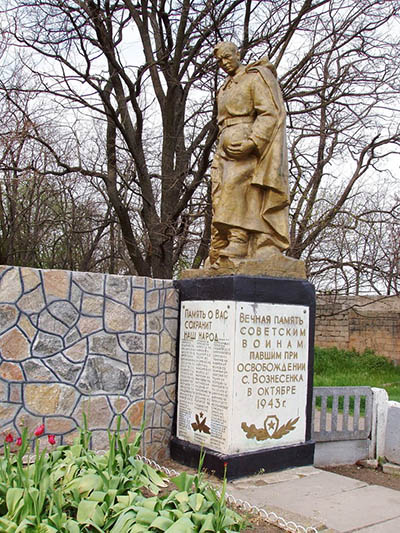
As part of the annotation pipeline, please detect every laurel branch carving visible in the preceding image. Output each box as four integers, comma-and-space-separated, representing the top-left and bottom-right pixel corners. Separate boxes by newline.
191, 412, 211, 434
241, 416, 299, 441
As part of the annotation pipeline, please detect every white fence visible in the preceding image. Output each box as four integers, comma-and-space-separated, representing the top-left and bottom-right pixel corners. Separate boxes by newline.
312, 386, 397, 466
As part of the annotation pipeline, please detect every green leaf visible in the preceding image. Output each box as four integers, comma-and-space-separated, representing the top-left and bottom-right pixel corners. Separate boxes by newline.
191, 513, 207, 527
14, 515, 37, 532
164, 516, 196, 532
37, 524, 58, 533
65, 520, 81, 533
111, 494, 140, 515
109, 510, 137, 533
6, 488, 24, 517
38, 476, 50, 514
47, 510, 68, 531
161, 490, 180, 509
135, 507, 158, 525
50, 487, 65, 513
188, 493, 205, 512
171, 473, 195, 492
108, 474, 122, 490
70, 444, 83, 458
76, 499, 104, 527
114, 495, 130, 507
199, 514, 216, 533
68, 474, 103, 494
175, 491, 189, 504
138, 473, 162, 495
130, 525, 148, 533
141, 496, 158, 511
222, 508, 243, 528
159, 509, 175, 520
104, 488, 118, 508
150, 515, 174, 531
60, 463, 79, 485
0, 516, 18, 533
83, 522, 105, 533
88, 491, 107, 502
142, 463, 169, 488
202, 487, 218, 504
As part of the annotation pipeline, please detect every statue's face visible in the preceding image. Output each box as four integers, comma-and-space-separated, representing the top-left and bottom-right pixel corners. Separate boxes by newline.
215, 48, 240, 75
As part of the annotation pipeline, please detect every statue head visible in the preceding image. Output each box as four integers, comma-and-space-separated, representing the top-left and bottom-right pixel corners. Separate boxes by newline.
214, 41, 241, 75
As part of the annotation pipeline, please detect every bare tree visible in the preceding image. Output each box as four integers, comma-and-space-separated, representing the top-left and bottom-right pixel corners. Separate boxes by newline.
2, 0, 231, 277
0, 77, 112, 271
1, 0, 399, 282
307, 190, 400, 295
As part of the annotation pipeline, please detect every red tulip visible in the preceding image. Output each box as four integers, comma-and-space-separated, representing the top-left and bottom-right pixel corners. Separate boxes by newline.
16, 437, 22, 446
34, 424, 45, 437
48, 434, 56, 445
5, 433, 13, 443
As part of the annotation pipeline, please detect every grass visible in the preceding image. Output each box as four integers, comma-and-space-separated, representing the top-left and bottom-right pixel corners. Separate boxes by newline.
314, 346, 400, 402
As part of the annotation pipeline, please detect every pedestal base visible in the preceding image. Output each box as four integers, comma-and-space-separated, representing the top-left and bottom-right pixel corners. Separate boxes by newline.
180, 255, 306, 280
171, 436, 315, 480
172, 275, 315, 480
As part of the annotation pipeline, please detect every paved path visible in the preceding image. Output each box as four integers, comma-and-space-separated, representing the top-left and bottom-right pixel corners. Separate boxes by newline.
227, 466, 400, 532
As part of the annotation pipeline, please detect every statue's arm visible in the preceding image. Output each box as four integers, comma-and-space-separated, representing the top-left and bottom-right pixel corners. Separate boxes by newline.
248, 74, 279, 155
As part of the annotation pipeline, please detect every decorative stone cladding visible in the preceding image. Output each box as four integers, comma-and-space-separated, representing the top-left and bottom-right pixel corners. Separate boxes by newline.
315, 294, 400, 363
0, 266, 179, 462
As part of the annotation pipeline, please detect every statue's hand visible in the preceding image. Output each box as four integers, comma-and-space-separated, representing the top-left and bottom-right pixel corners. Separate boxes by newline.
225, 139, 256, 159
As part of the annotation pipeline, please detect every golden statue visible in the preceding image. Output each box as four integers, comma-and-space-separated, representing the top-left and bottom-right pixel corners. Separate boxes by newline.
206, 42, 290, 269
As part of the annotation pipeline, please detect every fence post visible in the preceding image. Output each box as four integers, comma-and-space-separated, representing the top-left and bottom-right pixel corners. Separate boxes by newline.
370, 387, 389, 460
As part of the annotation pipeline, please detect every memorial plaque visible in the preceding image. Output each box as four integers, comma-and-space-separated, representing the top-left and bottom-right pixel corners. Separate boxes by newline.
177, 301, 234, 452
177, 299, 309, 455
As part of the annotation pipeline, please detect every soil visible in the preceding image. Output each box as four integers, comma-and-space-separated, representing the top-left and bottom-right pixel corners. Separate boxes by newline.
241, 514, 283, 532
321, 463, 400, 491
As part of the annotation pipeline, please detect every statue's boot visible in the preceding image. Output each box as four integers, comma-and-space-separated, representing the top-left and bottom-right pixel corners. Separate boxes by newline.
205, 227, 229, 268
252, 232, 283, 259
220, 228, 249, 257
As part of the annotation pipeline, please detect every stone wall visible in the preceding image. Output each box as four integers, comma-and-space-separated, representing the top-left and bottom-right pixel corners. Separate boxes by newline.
3, 264, 399, 460
0, 266, 179, 461
316, 295, 400, 363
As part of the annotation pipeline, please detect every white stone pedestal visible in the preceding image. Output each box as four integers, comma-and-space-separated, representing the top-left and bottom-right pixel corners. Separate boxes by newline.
171, 276, 315, 479
177, 300, 309, 454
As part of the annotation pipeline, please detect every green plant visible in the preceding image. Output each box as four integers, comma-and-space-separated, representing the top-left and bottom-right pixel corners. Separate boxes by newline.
0, 420, 245, 532
314, 347, 400, 402
377, 456, 386, 468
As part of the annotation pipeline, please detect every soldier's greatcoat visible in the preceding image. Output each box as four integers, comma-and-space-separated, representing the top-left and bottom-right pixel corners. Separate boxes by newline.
212, 59, 289, 251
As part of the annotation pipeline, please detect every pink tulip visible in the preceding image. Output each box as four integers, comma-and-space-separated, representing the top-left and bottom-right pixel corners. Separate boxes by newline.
48, 434, 56, 445
16, 437, 22, 446
5, 433, 13, 443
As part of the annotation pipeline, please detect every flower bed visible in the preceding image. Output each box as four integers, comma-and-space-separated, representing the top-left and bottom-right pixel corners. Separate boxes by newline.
0, 418, 245, 532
